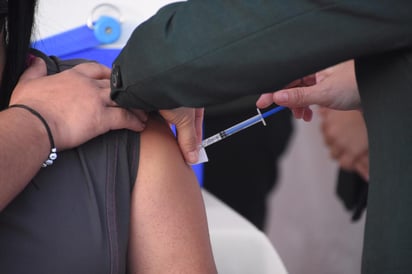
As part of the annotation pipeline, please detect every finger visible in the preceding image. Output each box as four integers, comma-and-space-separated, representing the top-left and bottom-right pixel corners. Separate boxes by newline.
175, 121, 200, 164
283, 78, 304, 89
105, 107, 147, 132
272, 85, 326, 108
97, 79, 110, 89
291, 107, 313, 121
301, 74, 317, 86
130, 109, 149, 123
105, 97, 148, 123
73, 62, 111, 79
18, 57, 47, 82
355, 164, 369, 182
284, 74, 317, 89
339, 153, 357, 171
256, 93, 274, 109
302, 107, 313, 122
195, 108, 204, 145
292, 108, 305, 119
354, 154, 370, 182
321, 125, 334, 147
99, 88, 119, 107
330, 145, 343, 160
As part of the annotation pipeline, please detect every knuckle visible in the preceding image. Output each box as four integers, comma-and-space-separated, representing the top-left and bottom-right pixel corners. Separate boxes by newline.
339, 156, 354, 170
291, 88, 307, 106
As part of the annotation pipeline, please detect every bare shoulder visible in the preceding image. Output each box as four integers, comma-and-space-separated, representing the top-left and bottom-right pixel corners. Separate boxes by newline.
138, 113, 192, 176
129, 113, 217, 273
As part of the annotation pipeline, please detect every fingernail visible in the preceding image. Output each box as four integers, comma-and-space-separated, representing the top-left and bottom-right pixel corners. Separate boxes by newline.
274, 92, 289, 103
187, 150, 199, 164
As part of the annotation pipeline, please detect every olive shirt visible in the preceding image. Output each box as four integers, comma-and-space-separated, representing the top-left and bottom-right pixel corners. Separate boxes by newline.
0, 51, 140, 274
111, 1, 412, 272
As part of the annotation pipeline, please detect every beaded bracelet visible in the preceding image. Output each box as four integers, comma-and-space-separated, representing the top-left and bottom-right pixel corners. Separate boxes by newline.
9, 104, 57, 168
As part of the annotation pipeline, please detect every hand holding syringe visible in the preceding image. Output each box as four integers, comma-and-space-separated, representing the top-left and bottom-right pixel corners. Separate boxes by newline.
195, 105, 286, 164
201, 105, 286, 148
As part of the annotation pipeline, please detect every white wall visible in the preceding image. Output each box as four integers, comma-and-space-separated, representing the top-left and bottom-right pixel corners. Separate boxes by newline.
266, 113, 365, 274
35, 0, 176, 44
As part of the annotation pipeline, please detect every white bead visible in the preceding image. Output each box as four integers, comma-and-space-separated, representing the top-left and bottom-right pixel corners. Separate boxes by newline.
49, 153, 57, 160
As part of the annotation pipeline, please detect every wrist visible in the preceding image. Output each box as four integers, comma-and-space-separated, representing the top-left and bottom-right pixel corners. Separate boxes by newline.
8, 104, 57, 167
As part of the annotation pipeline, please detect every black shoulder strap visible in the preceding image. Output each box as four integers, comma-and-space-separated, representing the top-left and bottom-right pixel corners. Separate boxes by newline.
29, 48, 92, 75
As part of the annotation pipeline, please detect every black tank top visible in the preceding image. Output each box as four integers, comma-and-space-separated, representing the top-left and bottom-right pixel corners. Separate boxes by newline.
0, 50, 140, 274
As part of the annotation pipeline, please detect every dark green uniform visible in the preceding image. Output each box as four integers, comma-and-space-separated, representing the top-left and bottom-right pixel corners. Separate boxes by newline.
111, 1, 412, 272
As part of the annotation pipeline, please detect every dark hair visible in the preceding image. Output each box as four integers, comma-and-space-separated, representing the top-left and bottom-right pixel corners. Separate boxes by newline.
0, 1, 6, 16
0, 0, 37, 110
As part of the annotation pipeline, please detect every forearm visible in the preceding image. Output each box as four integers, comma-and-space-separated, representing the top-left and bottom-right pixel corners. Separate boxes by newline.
0, 108, 49, 211
112, 0, 412, 110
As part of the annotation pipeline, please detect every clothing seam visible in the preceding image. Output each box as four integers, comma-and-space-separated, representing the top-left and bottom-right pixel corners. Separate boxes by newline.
106, 135, 120, 274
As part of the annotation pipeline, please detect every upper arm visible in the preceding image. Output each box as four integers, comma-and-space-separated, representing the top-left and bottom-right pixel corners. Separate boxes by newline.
113, 1, 412, 110
128, 114, 216, 274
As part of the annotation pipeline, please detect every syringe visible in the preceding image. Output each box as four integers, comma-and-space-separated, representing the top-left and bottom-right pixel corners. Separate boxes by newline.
201, 105, 286, 148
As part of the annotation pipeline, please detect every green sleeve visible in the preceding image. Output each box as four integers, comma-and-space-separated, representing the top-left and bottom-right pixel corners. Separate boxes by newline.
111, 0, 412, 110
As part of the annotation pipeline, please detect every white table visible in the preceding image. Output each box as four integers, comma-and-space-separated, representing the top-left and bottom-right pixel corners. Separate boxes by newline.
202, 190, 287, 274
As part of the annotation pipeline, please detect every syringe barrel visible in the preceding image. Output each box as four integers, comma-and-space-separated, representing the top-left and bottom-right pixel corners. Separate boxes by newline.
201, 132, 224, 147
224, 114, 263, 136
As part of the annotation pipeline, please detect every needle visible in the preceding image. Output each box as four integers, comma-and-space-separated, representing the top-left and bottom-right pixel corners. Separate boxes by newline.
201, 105, 286, 148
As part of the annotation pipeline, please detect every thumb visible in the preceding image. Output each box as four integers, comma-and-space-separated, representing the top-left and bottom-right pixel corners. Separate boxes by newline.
256, 93, 274, 109
272, 85, 326, 108
19, 57, 47, 82
175, 120, 201, 164
194, 108, 204, 146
